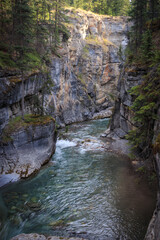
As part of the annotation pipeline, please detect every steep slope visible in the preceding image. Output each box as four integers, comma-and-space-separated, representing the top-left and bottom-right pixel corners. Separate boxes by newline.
0, 9, 130, 183
48, 8, 130, 126
0, 9, 130, 132
106, 61, 160, 240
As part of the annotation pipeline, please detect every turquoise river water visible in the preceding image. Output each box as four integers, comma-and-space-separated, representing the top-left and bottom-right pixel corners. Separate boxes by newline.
0, 119, 156, 240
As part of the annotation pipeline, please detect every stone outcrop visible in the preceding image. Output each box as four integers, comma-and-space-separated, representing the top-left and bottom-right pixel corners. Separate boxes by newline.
0, 9, 130, 132
106, 63, 160, 239
11, 233, 86, 240
0, 69, 57, 186
105, 65, 146, 139
0, 9, 129, 186
44, 9, 130, 126
100, 65, 146, 155
0, 71, 44, 135
0, 117, 56, 186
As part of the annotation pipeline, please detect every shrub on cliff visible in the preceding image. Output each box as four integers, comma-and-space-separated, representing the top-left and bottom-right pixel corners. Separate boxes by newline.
1, 115, 55, 144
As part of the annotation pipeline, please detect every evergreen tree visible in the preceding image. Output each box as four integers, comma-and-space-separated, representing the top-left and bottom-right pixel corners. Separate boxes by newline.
129, 0, 160, 52
0, 0, 69, 117
12, 0, 34, 118
66, 0, 130, 16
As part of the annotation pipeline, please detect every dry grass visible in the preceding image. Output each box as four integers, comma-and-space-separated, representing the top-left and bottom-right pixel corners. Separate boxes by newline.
65, 6, 128, 20
85, 35, 116, 51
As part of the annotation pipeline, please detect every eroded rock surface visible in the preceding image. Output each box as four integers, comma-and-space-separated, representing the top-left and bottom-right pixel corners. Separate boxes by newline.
0, 119, 56, 186
106, 63, 160, 239
106, 65, 146, 140
48, 9, 130, 126
0, 72, 44, 135
0, 9, 129, 185
0, 9, 130, 133
100, 65, 146, 155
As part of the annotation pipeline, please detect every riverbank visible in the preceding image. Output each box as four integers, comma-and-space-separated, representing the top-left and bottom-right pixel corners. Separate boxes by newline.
0, 115, 57, 188
0, 119, 156, 240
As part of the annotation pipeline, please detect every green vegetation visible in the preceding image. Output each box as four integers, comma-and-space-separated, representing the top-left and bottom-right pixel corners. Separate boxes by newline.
0, 0, 70, 71
65, 125, 69, 133
2, 115, 55, 144
82, 46, 89, 59
85, 35, 113, 52
66, 0, 130, 16
126, 65, 160, 158
136, 166, 146, 174
0, 51, 17, 69
77, 73, 87, 86
128, 0, 160, 60
153, 134, 160, 153
125, 0, 160, 159
0, 0, 70, 120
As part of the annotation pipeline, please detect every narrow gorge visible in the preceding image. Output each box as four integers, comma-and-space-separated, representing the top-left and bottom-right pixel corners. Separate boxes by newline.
0, 9, 129, 182
0, 7, 159, 240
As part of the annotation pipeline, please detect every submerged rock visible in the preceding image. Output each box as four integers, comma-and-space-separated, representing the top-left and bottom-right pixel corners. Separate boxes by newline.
26, 202, 42, 211
11, 233, 86, 240
49, 219, 65, 228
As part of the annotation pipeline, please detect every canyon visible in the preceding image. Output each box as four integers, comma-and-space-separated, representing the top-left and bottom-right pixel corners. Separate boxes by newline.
0, 8, 159, 240
0, 8, 129, 181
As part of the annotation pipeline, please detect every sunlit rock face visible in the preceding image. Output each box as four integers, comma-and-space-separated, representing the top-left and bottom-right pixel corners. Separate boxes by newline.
0, 9, 130, 185
0, 9, 130, 135
46, 9, 130, 126
0, 10, 130, 131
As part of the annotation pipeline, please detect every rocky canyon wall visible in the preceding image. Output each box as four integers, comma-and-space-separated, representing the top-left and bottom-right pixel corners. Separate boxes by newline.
0, 9, 130, 133
106, 63, 160, 239
44, 9, 130, 126
106, 65, 146, 139
0, 9, 129, 183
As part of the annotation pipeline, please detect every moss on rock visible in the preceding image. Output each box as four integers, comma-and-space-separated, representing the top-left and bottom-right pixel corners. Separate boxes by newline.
1, 114, 55, 144
153, 133, 160, 154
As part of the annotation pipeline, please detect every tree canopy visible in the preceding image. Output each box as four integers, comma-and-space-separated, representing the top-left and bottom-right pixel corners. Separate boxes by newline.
0, 0, 69, 70
126, 0, 160, 158
66, 0, 130, 16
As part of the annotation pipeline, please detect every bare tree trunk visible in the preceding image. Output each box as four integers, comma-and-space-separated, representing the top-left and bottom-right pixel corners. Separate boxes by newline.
21, 70, 25, 120
55, 0, 58, 48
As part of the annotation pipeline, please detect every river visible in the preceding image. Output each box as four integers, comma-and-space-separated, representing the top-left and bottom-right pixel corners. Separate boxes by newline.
0, 119, 156, 240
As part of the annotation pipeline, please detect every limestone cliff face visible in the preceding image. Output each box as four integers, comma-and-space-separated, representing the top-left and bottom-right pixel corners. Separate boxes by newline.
0, 71, 58, 185
0, 9, 129, 185
107, 65, 146, 139
0, 71, 44, 135
46, 9, 130, 126
0, 10, 129, 132
0, 118, 56, 185
107, 64, 160, 239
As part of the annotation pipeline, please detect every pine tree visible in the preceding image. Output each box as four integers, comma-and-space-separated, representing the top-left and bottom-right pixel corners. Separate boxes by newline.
12, 0, 34, 118
129, 0, 147, 50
